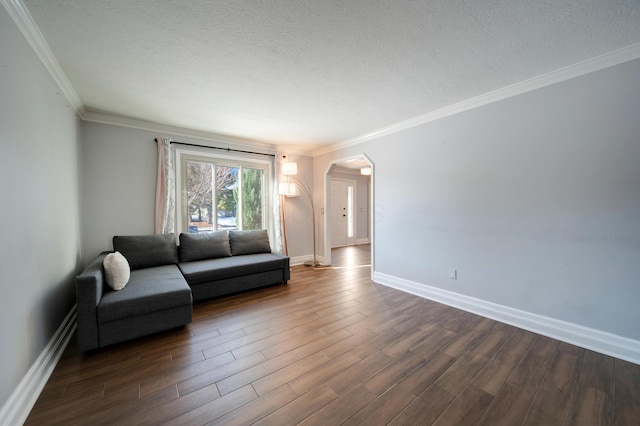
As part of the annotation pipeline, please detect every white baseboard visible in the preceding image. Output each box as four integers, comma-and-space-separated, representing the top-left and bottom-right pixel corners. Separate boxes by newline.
289, 254, 327, 267
356, 238, 370, 245
373, 272, 640, 365
0, 305, 77, 426
289, 255, 310, 266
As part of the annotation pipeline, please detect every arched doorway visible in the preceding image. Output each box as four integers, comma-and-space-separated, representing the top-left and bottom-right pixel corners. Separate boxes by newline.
323, 154, 374, 271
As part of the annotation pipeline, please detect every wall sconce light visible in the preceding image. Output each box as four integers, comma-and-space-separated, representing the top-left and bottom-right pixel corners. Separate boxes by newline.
360, 166, 372, 176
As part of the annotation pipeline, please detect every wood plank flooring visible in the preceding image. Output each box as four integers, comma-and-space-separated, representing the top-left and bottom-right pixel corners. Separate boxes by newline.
26, 245, 640, 425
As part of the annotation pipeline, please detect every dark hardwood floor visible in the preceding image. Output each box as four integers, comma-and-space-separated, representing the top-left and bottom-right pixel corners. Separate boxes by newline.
26, 244, 640, 425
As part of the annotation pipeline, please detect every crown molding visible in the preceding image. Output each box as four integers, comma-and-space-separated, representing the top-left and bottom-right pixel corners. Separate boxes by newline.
83, 111, 276, 151
82, 111, 317, 156
2, 0, 85, 116
315, 42, 640, 157
6, 0, 638, 158
1, 0, 308, 157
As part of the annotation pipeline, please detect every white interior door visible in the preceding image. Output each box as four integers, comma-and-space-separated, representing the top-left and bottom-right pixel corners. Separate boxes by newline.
331, 179, 356, 248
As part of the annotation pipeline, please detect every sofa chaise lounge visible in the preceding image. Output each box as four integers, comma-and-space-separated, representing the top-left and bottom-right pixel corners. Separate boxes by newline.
76, 230, 290, 351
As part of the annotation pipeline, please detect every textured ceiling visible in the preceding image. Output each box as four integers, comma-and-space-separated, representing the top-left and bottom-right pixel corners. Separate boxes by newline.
22, 0, 640, 151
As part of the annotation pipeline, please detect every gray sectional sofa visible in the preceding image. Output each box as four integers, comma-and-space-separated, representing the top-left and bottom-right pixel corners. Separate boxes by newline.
76, 230, 290, 351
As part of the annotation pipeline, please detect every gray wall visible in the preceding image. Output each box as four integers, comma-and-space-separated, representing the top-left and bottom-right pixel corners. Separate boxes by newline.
80, 122, 157, 264
279, 155, 316, 260
315, 58, 640, 340
81, 122, 315, 264
0, 7, 82, 406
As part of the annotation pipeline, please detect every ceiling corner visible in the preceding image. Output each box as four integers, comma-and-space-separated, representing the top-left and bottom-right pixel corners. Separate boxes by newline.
2, 0, 84, 114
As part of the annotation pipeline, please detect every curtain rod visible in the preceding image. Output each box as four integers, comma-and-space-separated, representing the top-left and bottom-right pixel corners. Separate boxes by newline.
159, 139, 275, 157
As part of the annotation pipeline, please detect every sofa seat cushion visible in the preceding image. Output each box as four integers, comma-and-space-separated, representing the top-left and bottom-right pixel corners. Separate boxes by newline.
97, 265, 192, 324
179, 253, 287, 286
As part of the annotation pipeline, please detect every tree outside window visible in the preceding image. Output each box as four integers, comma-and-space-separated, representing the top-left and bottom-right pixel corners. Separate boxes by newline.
239, 168, 264, 230
186, 161, 264, 233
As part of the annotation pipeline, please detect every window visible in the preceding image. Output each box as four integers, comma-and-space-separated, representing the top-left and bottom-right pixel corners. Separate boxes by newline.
347, 185, 354, 238
177, 149, 271, 234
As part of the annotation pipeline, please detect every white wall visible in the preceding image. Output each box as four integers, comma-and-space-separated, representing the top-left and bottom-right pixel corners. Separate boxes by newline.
81, 122, 315, 263
0, 6, 82, 407
315, 58, 640, 341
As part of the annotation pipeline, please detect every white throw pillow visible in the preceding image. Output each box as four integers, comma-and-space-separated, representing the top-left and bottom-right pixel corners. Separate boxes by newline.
103, 251, 130, 290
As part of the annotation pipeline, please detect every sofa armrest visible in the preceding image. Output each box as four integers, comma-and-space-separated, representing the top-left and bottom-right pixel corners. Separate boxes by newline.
76, 253, 108, 351
271, 253, 290, 282
283, 255, 291, 282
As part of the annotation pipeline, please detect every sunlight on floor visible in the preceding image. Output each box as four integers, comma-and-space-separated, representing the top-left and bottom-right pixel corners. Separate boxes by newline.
330, 244, 371, 269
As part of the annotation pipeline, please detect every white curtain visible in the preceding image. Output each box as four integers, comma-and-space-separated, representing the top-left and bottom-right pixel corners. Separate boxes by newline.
272, 153, 285, 254
154, 137, 175, 234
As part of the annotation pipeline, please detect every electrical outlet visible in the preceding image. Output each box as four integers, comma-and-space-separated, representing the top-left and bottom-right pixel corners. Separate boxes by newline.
449, 269, 457, 280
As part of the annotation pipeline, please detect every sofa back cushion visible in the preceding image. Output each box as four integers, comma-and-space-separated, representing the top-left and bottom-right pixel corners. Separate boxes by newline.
229, 229, 272, 256
113, 234, 178, 270
179, 231, 232, 262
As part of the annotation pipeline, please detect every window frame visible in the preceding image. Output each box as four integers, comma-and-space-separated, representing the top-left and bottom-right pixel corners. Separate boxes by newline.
175, 146, 274, 237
